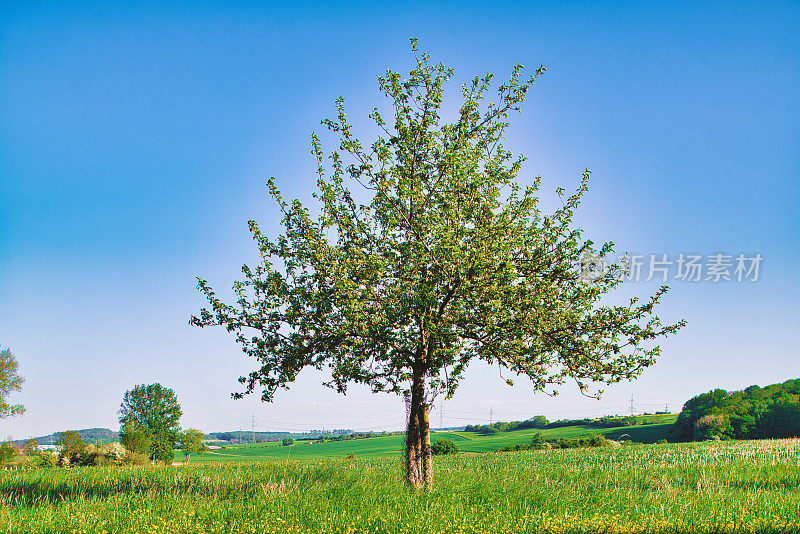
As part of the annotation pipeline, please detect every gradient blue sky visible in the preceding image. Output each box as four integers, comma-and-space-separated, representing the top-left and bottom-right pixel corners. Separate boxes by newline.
1, 1, 798, 439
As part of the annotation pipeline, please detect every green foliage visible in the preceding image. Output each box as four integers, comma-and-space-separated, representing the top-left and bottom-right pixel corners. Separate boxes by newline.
53, 435, 122, 467
499, 433, 609, 452
431, 438, 459, 455
282, 438, 294, 446
192, 42, 682, 407
0, 440, 15, 465
119, 383, 182, 464
56, 430, 86, 464
37, 450, 58, 468
671, 379, 800, 441
0, 347, 24, 418
466, 414, 643, 434
120, 422, 151, 455
527, 415, 549, 429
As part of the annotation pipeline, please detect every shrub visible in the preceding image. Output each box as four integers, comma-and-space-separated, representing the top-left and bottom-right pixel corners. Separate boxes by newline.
282, 438, 294, 446
0, 441, 16, 465
431, 438, 459, 455
38, 451, 58, 468
102, 442, 127, 464
500, 434, 610, 453
23, 439, 39, 456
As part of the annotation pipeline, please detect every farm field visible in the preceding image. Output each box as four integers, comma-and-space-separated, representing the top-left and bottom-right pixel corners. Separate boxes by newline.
194, 414, 678, 462
1, 438, 798, 533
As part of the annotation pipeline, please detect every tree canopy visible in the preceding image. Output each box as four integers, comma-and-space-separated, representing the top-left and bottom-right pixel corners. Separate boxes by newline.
0, 347, 24, 418
119, 383, 182, 463
179, 428, 206, 462
192, 40, 683, 489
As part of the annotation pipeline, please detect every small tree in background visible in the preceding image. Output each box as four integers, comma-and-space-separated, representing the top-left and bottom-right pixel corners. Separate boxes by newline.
282, 437, 294, 446
528, 416, 548, 429
119, 384, 182, 464
56, 430, 86, 463
0, 439, 15, 465
192, 40, 684, 490
180, 428, 206, 463
22, 439, 38, 456
0, 347, 24, 418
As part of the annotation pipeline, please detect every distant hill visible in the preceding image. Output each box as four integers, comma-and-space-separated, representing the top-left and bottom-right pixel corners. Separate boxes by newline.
14, 428, 119, 447
207, 429, 355, 444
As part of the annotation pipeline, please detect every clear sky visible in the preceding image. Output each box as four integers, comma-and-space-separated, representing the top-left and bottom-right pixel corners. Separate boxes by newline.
1, 1, 798, 439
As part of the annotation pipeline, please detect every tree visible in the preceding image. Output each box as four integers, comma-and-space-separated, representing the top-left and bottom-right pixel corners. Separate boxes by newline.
0, 439, 15, 465
282, 437, 294, 446
527, 416, 548, 429
0, 347, 24, 418
118, 384, 182, 464
179, 428, 206, 463
191, 40, 684, 490
23, 439, 39, 456
56, 430, 85, 463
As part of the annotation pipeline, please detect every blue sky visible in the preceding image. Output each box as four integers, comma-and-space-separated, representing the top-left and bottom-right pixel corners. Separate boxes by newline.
1, 1, 798, 438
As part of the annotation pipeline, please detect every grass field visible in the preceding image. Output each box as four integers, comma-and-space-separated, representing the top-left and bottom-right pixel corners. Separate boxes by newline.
193, 414, 678, 462
2, 438, 798, 533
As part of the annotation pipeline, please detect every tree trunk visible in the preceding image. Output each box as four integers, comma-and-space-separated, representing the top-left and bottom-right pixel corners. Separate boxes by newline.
405, 363, 433, 490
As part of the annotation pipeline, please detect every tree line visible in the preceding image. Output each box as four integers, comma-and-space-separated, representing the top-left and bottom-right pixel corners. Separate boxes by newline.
671, 379, 800, 441
463, 416, 549, 434
464, 414, 656, 435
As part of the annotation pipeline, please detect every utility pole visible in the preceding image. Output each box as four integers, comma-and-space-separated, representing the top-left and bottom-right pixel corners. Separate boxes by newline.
489, 406, 493, 425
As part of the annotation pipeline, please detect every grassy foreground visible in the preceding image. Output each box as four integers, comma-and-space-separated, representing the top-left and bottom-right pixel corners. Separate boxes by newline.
1, 439, 799, 534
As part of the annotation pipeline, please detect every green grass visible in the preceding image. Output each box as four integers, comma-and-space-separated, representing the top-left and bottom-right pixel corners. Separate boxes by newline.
193, 414, 678, 462
1, 438, 799, 533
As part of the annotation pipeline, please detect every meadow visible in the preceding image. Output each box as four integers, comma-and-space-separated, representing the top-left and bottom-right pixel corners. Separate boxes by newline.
1, 438, 799, 534
194, 414, 678, 462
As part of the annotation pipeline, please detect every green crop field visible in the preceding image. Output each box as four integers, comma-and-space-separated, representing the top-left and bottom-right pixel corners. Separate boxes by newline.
193, 414, 678, 462
1, 438, 799, 534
